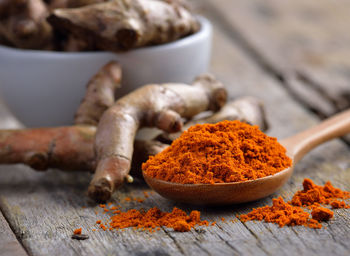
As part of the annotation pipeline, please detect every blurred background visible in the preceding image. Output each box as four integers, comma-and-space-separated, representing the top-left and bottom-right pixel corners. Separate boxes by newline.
191, 0, 350, 118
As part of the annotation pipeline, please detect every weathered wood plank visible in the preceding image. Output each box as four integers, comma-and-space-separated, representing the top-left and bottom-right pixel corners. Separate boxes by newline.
0, 210, 27, 256
199, 0, 350, 118
0, 5, 350, 256
0, 99, 27, 256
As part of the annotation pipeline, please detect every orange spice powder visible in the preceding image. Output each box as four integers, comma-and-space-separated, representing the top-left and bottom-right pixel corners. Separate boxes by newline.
143, 191, 149, 198
123, 197, 145, 203
99, 207, 208, 232
73, 228, 82, 235
239, 197, 322, 229
330, 200, 349, 209
142, 120, 292, 184
290, 178, 350, 208
100, 223, 107, 231
311, 207, 334, 221
239, 179, 349, 228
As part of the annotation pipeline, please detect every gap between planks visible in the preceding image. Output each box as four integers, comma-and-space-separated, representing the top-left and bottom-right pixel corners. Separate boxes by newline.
0, 209, 28, 256
1, 3, 350, 255
195, 0, 350, 116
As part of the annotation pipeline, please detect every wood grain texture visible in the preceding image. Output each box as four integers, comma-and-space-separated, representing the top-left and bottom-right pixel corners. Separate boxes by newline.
0, 210, 27, 256
199, 0, 350, 118
0, 2, 350, 255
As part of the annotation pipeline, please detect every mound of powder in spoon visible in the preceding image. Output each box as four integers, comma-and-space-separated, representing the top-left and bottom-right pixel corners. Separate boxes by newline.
142, 120, 292, 184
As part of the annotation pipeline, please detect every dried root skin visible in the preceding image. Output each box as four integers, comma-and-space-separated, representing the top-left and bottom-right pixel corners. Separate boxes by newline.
89, 156, 130, 202
131, 140, 168, 173
0, 0, 27, 18
47, 0, 189, 10
47, 0, 108, 9
0, 0, 53, 49
75, 61, 122, 126
193, 96, 268, 131
0, 33, 11, 46
0, 126, 167, 175
226, 96, 269, 131
89, 74, 227, 201
60, 34, 92, 51
0, 126, 96, 171
156, 96, 269, 144
48, 0, 199, 51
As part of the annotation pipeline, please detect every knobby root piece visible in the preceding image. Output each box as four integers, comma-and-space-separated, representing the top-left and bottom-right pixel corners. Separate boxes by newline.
47, 0, 108, 9
162, 0, 191, 10
156, 96, 269, 144
48, 0, 200, 51
89, 74, 227, 201
0, 0, 53, 49
0, 0, 26, 18
0, 34, 11, 46
0, 96, 268, 174
0, 126, 166, 174
74, 61, 122, 126
46, 0, 188, 10
60, 34, 92, 51
0, 126, 96, 171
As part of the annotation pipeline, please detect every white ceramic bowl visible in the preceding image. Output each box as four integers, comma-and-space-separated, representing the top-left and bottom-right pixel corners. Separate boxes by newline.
0, 16, 212, 127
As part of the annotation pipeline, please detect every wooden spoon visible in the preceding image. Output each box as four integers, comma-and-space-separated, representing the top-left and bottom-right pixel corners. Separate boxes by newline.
143, 109, 350, 205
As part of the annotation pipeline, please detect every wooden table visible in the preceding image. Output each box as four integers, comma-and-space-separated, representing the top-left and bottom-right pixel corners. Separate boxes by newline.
1, 0, 350, 255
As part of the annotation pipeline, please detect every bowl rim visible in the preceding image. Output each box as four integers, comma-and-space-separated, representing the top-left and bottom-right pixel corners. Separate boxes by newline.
0, 16, 212, 57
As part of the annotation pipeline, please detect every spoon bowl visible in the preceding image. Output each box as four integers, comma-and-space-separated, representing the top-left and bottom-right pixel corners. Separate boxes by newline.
144, 109, 350, 205
143, 166, 293, 205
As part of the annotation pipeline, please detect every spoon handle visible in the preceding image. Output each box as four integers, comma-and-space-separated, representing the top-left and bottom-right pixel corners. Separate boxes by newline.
281, 109, 350, 163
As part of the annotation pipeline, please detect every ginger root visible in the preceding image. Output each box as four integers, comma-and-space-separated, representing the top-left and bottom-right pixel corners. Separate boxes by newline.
0, 0, 53, 49
48, 0, 199, 51
74, 61, 122, 126
89, 74, 227, 201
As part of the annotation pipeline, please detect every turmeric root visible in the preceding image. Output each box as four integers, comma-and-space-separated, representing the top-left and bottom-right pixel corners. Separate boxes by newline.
47, 0, 108, 9
48, 0, 199, 51
0, 0, 26, 19
0, 34, 11, 46
89, 74, 227, 201
0, 0, 53, 49
156, 96, 269, 144
0, 59, 169, 177
74, 61, 122, 126
0, 126, 167, 176
0, 96, 269, 178
0, 126, 96, 171
46, 0, 107, 51
46, 0, 187, 10
58, 34, 92, 51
